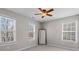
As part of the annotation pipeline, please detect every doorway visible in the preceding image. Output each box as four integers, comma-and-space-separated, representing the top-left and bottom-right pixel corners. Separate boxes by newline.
38, 29, 47, 45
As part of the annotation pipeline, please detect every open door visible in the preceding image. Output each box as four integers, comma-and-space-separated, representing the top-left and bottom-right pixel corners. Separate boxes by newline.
38, 29, 47, 45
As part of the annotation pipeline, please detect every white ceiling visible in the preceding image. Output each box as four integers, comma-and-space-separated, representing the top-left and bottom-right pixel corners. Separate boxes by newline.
6, 8, 79, 22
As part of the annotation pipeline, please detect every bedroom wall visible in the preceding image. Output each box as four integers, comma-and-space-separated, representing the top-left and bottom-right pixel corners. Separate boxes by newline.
0, 9, 40, 51
43, 15, 79, 50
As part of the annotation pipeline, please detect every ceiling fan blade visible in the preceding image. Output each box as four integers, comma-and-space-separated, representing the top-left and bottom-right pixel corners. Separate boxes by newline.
47, 14, 52, 16
41, 16, 44, 18
38, 8, 44, 12
47, 8, 54, 13
35, 13, 42, 15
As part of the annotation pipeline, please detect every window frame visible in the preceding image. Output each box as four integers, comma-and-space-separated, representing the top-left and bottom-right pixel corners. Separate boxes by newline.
62, 21, 77, 43
0, 16, 16, 43
28, 23, 36, 40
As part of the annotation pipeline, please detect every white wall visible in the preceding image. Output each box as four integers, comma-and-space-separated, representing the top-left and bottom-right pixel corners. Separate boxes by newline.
44, 15, 79, 50
1, 8, 79, 51
0, 9, 40, 51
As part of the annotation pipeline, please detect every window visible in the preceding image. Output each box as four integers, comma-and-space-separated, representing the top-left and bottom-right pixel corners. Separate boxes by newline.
0, 16, 16, 43
62, 21, 77, 42
28, 23, 35, 39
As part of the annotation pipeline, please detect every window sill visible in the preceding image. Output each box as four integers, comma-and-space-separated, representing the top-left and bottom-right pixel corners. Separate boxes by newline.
62, 40, 77, 43
25, 37, 35, 41
0, 41, 16, 46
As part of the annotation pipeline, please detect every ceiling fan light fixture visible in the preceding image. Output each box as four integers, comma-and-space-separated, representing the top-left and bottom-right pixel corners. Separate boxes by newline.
42, 13, 47, 16
35, 8, 54, 18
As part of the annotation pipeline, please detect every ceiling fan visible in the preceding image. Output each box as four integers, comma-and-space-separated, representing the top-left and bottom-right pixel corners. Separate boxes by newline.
35, 8, 54, 18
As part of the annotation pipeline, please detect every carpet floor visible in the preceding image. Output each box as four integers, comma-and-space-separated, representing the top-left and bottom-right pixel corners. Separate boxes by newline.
23, 45, 69, 51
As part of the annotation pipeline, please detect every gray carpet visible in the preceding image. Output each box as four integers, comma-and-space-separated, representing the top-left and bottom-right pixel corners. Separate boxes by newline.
23, 45, 69, 51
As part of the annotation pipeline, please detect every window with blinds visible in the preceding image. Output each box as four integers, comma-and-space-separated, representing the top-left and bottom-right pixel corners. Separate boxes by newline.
0, 16, 16, 43
62, 22, 77, 42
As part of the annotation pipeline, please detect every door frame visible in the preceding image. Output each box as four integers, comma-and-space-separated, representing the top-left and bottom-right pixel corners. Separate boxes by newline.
38, 29, 47, 45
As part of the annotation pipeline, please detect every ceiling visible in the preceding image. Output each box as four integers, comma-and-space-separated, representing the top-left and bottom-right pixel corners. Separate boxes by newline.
6, 8, 79, 22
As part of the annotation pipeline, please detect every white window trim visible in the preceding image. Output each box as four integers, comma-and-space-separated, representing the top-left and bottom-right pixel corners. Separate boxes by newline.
30, 23, 35, 40
28, 23, 36, 40
62, 21, 77, 43
0, 16, 16, 44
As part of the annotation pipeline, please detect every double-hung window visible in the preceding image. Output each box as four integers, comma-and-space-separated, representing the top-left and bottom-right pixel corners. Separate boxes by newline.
0, 16, 16, 43
62, 21, 77, 42
28, 23, 35, 39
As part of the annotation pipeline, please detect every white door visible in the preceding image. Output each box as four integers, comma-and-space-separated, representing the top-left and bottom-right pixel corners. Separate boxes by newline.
39, 30, 46, 44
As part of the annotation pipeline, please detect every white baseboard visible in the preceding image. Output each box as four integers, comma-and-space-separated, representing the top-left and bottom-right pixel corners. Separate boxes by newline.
48, 42, 79, 51
16, 44, 37, 51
